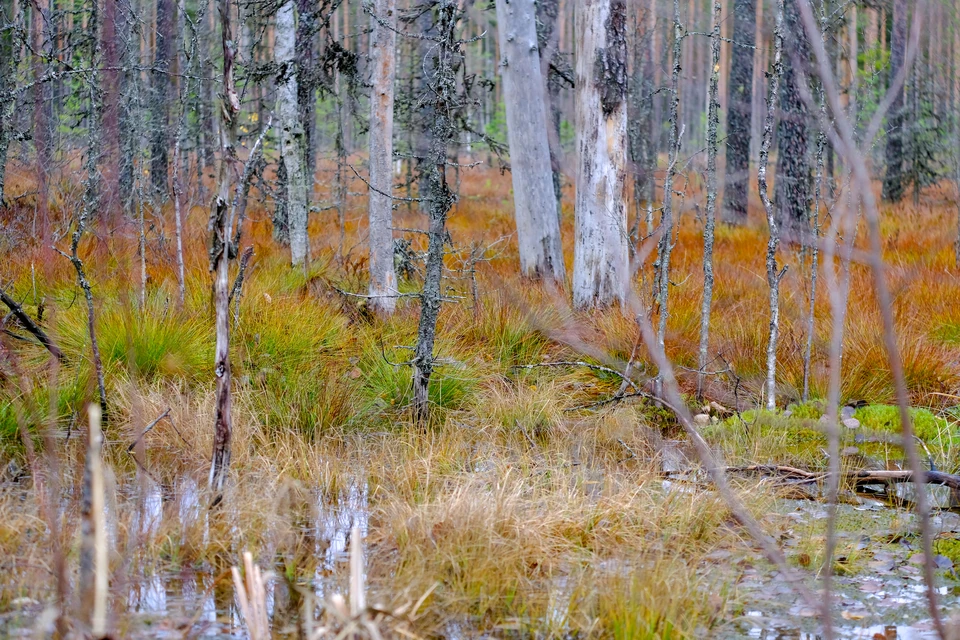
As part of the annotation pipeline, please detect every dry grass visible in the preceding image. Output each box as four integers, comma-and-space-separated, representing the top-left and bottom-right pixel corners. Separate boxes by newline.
1, 165, 960, 636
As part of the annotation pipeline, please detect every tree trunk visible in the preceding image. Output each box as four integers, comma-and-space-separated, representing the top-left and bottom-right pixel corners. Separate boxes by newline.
296, 0, 317, 204
31, 0, 51, 246
723, 0, 755, 223
572, 0, 629, 309
208, 0, 240, 498
654, 0, 683, 389
151, 0, 175, 192
100, 0, 120, 220
774, 0, 811, 232
276, 0, 309, 267
411, 0, 459, 427
496, 0, 565, 283
758, 0, 785, 411
368, 0, 399, 314
535, 0, 565, 210
697, 0, 721, 400
882, 0, 908, 202
0, 1, 15, 205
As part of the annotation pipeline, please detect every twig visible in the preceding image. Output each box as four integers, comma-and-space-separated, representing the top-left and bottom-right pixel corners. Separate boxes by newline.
127, 408, 172, 452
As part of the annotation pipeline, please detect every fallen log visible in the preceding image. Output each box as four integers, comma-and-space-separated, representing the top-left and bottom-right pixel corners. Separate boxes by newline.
664, 465, 960, 492
0, 289, 65, 362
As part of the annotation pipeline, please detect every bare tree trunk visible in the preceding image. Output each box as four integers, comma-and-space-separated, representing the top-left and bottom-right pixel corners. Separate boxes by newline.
572, 0, 629, 309
882, 0, 908, 202
801, 0, 831, 405
79, 405, 108, 637
172, 133, 186, 309
653, 0, 683, 395
496, 0, 565, 283
758, 0, 785, 411
411, 0, 459, 426
367, 0, 399, 314
100, 0, 120, 220
151, 0, 176, 191
723, 0, 755, 223
697, 0, 721, 400
296, 0, 317, 195
31, 0, 50, 246
208, 0, 241, 498
0, 1, 19, 205
775, 0, 812, 233
276, 0, 309, 267
535, 0, 566, 210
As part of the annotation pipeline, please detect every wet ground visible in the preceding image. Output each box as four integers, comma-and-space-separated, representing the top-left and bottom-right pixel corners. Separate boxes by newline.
2, 470, 960, 638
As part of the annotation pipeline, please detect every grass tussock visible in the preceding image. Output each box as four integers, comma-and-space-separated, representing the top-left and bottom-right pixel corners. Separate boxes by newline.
2, 168, 960, 635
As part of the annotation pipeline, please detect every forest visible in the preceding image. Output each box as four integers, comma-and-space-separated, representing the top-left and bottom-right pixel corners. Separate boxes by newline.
1, 0, 960, 637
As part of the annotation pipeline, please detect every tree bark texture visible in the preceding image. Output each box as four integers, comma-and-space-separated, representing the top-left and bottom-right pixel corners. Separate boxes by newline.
150, 0, 176, 191
774, 0, 811, 231
882, 0, 908, 202
573, 0, 629, 309
496, 0, 566, 283
208, 0, 241, 497
723, 0, 755, 223
276, 0, 309, 267
757, 0, 784, 411
367, 0, 399, 314
697, 0, 721, 399
412, 0, 458, 426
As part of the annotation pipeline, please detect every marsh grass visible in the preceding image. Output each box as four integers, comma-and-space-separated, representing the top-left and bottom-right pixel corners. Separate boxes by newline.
3, 169, 960, 636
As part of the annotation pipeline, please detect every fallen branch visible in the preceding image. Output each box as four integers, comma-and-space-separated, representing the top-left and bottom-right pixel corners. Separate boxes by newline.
0, 289, 64, 362
127, 408, 172, 452
664, 464, 960, 493
512, 361, 640, 392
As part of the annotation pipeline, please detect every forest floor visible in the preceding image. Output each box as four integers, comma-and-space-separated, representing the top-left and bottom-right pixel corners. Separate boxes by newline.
1, 166, 960, 637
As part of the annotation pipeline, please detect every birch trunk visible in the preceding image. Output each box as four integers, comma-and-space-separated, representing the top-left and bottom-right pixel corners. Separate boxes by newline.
572, 0, 628, 309
697, 0, 721, 400
276, 0, 309, 267
758, 0, 785, 411
654, 0, 682, 392
496, 0, 565, 282
367, 0, 399, 314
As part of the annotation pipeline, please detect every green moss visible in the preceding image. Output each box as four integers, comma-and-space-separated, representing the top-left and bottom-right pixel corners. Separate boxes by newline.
786, 400, 825, 420
934, 538, 960, 567
854, 404, 955, 444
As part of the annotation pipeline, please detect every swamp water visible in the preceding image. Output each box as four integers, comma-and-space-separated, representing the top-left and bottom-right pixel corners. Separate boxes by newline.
1, 465, 959, 638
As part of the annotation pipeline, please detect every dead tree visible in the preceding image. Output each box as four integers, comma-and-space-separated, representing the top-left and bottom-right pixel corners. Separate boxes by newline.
150, 0, 176, 191
0, 2, 24, 205
58, 8, 107, 416
697, 0, 721, 400
411, 0, 464, 426
495, 0, 565, 283
653, 0, 683, 396
882, 0, 908, 202
367, 0, 399, 314
276, 0, 309, 267
775, 0, 812, 232
572, 0, 629, 309
31, 0, 51, 245
723, 0, 755, 223
208, 0, 242, 497
758, 0, 785, 410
